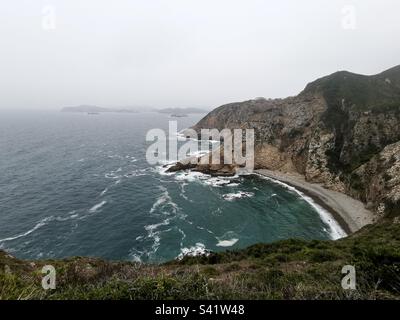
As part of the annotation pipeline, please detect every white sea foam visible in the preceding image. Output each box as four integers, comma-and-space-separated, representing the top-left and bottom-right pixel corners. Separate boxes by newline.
211, 208, 223, 216
216, 231, 239, 247
89, 200, 107, 213
107, 154, 123, 160
0, 217, 52, 243
131, 254, 142, 263
226, 183, 240, 187
144, 219, 171, 232
54, 211, 80, 221
0, 210, 84, 244
124, 169, 148, 178
153, 149, 242, 190
128, 248, 144, 263
216, 238, 239, 247
144, 218, 172, 254
173, 170, 236, 188
222, 191, 254, 201
100, 188, 108, 196
203, 177, 233, 187
150, 187, 179, 215
179, 182, 190, 201
154, 164, 175, 176
105, 172, 121, 179
125, 155, 137, 162
256, 174, 347, 240
177, 243, 209, 260
178, 228, 186, 247
145, 186, 188, 256
196, 225, 214, 235
104, 166, 130, 180
150, 196, 167, 214
174, 171, 207, 182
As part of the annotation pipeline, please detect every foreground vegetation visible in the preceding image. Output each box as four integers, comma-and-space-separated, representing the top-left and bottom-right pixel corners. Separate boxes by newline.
1, 218, 399, 300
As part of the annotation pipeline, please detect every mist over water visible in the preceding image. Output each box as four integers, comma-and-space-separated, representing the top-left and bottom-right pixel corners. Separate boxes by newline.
0, 111, 333, 262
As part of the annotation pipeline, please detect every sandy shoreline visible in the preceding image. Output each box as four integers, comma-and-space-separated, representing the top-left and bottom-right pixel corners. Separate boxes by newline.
255, 169, 375, 235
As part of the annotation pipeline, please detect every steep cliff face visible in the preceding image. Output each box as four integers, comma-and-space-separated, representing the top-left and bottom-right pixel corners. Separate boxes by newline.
192, 66, 400, 217
349, 141, 400, 217
193, 93, 327, 173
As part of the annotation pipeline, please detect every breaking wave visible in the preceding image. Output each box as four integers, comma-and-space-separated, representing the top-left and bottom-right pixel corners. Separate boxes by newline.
177, 243, 210, 260
223, 191, 254, 201
256, 174, 347, 240
89, 200, 107, 213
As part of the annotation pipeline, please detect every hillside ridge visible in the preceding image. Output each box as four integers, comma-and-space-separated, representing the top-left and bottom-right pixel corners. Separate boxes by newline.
190, 65, 400, 219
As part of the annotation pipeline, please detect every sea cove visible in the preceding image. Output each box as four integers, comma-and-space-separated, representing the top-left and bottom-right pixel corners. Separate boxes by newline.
0, 111, 338, 262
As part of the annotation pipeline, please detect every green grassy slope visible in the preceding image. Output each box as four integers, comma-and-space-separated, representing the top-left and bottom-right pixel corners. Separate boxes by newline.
1, 219, 399, 300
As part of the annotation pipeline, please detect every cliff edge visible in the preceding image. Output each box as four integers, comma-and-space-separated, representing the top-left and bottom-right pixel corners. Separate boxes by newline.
190, 66, 400, 219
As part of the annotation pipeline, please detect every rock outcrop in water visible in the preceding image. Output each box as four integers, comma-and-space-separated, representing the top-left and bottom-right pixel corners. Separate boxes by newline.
166, 148, 239, 176
181, 65, 400, 218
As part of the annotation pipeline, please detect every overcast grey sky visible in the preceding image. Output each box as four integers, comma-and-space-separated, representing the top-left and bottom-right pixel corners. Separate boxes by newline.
1, 0, 399, 110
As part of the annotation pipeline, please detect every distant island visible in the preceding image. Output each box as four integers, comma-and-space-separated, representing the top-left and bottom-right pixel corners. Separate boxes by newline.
156, 107, 208, 114
170, 114, 188, 118
61, 105, 143, 113
61, 105, 208, 115
61, 105, 110, 113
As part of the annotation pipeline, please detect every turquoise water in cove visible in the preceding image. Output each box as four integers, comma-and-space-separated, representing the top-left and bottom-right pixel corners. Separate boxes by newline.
0, 111, 337, 263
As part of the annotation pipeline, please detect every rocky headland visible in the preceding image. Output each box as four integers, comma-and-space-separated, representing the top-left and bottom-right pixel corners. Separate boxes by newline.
171, 65, 400, 224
